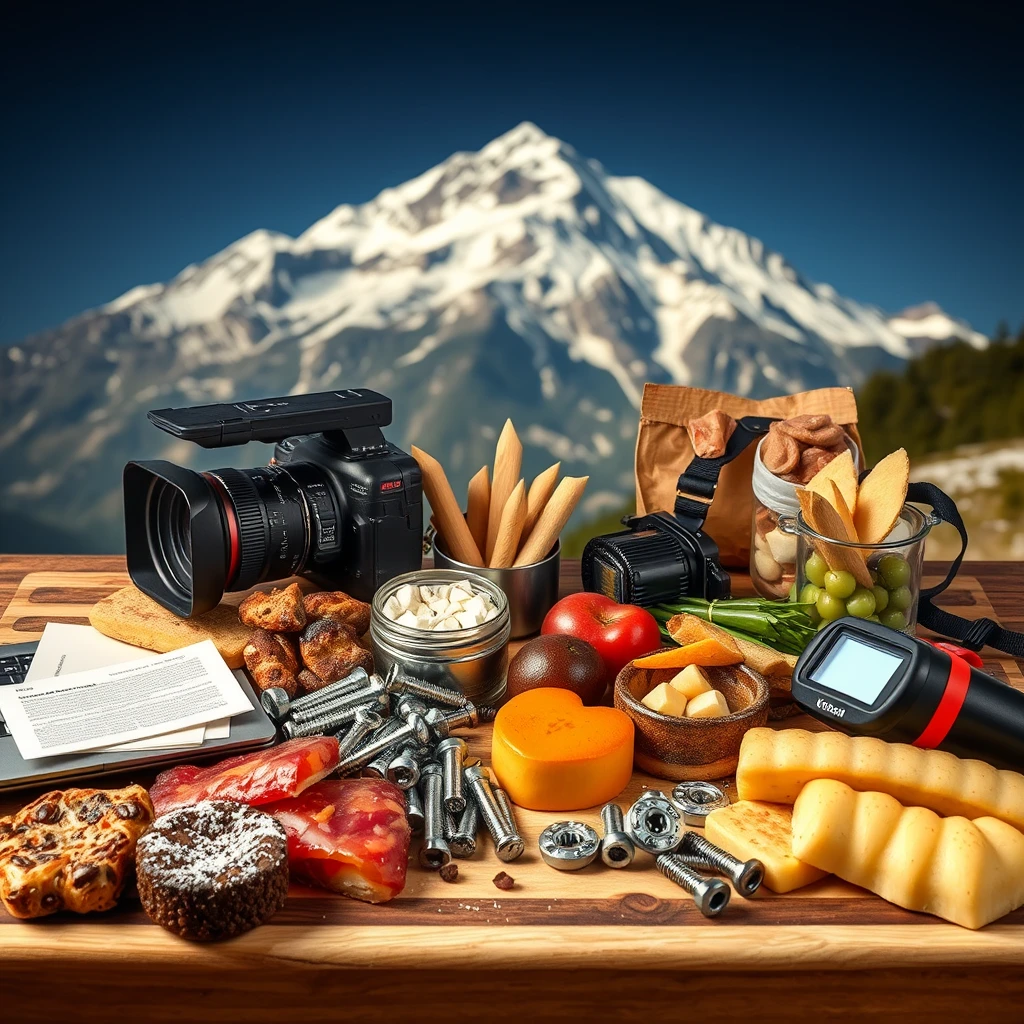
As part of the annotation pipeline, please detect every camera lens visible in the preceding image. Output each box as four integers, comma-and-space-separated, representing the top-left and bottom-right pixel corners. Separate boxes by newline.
150, 482, 193, 593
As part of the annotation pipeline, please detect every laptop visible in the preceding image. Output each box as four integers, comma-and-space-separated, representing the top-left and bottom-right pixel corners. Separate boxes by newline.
0, 640, 277, 792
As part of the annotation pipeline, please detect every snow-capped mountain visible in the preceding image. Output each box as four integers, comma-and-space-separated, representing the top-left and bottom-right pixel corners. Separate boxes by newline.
0, 122, 988, 553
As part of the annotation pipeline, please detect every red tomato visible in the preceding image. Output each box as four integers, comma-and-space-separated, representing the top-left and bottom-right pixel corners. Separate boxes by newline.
541, 593, 661, 682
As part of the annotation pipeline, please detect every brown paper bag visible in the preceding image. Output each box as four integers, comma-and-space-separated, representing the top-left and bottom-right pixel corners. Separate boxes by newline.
635, 385, 863, 568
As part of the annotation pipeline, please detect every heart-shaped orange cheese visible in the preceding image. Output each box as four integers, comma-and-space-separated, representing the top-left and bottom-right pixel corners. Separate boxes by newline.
491, 688, 634, 811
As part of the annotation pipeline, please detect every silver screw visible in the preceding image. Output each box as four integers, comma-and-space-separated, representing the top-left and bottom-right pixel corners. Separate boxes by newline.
671, 853, 717, 873
492, 785, 521, 845
281, 703, 372, 739
681, 833, 765, 898
599, 803, 635, 869
436, 737, 468, 814
260, 667, 371, 722
419, 762, 451, 870
464, 765, 524, 862
384, 665, 471, 708
292, 677, 389, 725
656, 854, 731, 918
386, 747, 421, 790
360, 719, 407, 778
334, 707, 383, 759
335, 712, 430, 774
450, 797, 479, 858
405, 786, 425, 834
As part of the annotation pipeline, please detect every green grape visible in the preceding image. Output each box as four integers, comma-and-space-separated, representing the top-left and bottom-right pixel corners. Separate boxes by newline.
824, 570, 857, 600
869, 569, 880, 585
866, 615, 881, 623
846, 587, 877, 618
871, 585, 889, 613
879, 608, 908, 630
816, 591, 847, 621
889, 585, 913, 612
799, 583, 822, 624
877, 553, 912, 589
805, 552, 828, 587
787, 581, 799, 603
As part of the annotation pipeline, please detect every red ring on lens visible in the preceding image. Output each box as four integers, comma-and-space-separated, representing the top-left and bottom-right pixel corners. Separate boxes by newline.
203, 472, 241, 586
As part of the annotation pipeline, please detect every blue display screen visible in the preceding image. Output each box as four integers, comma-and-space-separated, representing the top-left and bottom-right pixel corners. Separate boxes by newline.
810, 634, 904, 706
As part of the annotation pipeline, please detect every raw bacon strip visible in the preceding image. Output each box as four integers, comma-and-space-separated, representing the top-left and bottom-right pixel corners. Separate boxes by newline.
267, 779, 410, 904
150, 737, 340, 815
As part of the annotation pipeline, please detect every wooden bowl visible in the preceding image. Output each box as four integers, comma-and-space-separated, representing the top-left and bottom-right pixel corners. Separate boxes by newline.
614, 651, 770, 781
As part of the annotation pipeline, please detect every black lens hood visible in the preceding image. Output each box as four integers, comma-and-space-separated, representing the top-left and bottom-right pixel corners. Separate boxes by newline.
123, 460, 228, 617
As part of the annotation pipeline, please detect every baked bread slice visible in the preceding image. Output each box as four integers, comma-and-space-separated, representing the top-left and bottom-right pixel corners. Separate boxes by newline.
0, 785, 155, 918
239, 583, 306, 633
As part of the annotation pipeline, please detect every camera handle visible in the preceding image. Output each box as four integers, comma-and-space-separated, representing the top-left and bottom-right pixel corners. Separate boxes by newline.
672, 417, 779, 533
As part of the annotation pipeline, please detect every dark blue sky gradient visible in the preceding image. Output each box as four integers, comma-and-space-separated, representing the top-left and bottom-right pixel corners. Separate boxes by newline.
1, 1, 1021, 343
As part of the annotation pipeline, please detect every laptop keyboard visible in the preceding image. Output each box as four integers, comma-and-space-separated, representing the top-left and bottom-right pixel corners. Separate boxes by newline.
0, 651, 35, 737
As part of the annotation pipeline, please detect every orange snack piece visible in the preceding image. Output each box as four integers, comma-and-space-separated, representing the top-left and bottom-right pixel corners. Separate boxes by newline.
490, 688, 634, 811
632, 638, 743, 670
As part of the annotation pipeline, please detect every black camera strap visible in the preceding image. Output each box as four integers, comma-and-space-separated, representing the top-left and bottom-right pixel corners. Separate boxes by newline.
673, 417, 778, 533
907, 481, 1024, 656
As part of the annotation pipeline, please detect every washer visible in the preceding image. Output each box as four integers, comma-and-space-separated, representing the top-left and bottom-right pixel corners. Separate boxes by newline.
538, 821, 601, 871
670, 781, 730, 827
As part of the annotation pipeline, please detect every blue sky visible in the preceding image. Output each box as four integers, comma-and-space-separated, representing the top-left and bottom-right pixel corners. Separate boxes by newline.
1, 1, 1021, 343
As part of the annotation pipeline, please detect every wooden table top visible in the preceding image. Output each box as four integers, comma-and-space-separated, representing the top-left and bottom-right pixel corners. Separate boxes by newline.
1, 554, 1022, 1023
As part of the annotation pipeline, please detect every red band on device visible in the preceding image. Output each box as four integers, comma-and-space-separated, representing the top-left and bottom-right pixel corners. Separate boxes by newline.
913, 651, 971, 749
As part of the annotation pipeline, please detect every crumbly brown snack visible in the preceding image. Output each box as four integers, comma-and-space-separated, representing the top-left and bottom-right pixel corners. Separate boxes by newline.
0, 785, 154, 919
439, 863, 459, 883
299, 618, 374, 684
136, 801, 288, 941
688, 409, 737, 458
297, 668, 328, 695
492, 871, 515, 891
762, 415, 849, 485
243, 629, 300, 696
302, 591, 371, 637
239, 582, 307, 633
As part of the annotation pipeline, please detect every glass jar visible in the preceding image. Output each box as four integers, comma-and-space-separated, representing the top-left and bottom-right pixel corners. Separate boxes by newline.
749, 436, 861, 600
780, 504, 940, 634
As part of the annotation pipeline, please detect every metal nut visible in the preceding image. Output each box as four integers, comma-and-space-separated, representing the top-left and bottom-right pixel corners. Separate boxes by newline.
670, 781, 730, 827
538, 821, 601, 871
626, 791, 683, 855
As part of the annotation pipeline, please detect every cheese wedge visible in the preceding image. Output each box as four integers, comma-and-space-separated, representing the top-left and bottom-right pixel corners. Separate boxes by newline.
642, 682, 688, 717
792, 779, 1024, 929
736, 728, 1024, 832
684, 689, 730, 719
668, 665, 713, 701
705, 801, 828, 893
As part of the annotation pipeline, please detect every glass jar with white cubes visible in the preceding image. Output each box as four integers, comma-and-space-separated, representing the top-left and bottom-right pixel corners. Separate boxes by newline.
369, 570, 511, 706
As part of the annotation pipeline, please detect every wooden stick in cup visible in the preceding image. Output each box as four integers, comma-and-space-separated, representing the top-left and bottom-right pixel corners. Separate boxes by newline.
514, 476, 588, 567
485, 419, 522, 564
489, 480, 527, 569
410, 445, 484, 567
466, 466, 490, 556
522, 462, 560, 542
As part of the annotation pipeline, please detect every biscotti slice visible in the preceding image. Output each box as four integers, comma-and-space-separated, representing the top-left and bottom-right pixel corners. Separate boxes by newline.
89, 585, 250, 668
736, 727, 1024, 832
791, 779, 1024, 929
704, 800, 828, 893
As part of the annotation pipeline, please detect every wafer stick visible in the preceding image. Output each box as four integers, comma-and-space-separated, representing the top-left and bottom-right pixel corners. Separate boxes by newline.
411, 445, 484, 566
485, 420, 522, 563
466, 466, 490, 556
489, 480, 527, 568
514, 476, 588, 566
523, 462, 560, 540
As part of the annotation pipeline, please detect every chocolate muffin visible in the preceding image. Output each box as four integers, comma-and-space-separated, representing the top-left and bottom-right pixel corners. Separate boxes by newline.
136, 801, 288, 941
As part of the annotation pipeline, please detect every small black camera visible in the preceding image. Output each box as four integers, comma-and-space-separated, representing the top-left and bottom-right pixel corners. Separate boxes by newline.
123, 390, 423, 617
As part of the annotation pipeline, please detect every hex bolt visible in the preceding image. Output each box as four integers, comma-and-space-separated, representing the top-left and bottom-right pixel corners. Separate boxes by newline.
383, 664, 471, 709
419, 763, 452, 870
359, 719, 407, 779
656, 854, 731, 918
682, 832, 765, 898
424, 704, 486, 740
260, 667, 371, 722
436, 737, 468, 814
386, 746, 421, 790
335, 712, 431, 775
335, 707, 384, 760
450, 797, 479, 858
292, 677, 390, 725
281, 703, 372, 740
395, 696, 430, 720
492, 785, 522, 847
464, 765, 524, 863
599, 803, 636, 869
405, 785, 425, 834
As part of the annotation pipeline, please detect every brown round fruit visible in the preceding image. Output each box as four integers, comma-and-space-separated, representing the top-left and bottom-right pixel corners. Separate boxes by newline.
506, 635, 605, 705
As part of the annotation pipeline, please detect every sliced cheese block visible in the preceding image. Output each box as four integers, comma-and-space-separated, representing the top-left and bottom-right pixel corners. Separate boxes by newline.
668, 664, 713, 701
791, 779, 1024, 929
642, 682, 688, 717
736, 728, 1024, 832
684, 689, 730, 719
705, 801, 828, 893
491, 688, 634, 811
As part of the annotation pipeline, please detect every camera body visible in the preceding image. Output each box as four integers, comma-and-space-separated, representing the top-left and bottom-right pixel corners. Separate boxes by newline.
123, 390, 423, 617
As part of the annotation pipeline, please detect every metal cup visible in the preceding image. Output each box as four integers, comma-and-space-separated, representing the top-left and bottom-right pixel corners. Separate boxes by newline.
432, 534, 561, 639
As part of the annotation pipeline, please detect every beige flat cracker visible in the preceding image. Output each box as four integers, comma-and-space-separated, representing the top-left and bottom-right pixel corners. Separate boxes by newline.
854, 448, 910, 545
805, 448, 858, 513
798, 490, 872, 589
